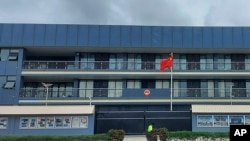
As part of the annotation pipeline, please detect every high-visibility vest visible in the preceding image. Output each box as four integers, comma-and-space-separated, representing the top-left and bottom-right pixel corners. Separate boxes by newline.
147, 124, 153, 132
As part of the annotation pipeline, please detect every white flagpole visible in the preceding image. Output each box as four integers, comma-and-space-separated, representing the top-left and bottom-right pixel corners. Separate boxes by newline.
170, 66, 173, 111
170, 52, 173, 111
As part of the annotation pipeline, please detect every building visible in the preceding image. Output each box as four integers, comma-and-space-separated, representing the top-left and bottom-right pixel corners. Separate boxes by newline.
0, 23, 250, 135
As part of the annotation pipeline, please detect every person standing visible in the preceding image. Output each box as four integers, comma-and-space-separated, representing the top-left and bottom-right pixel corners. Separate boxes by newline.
147, 123, 154, 133
146, 123, 154, 141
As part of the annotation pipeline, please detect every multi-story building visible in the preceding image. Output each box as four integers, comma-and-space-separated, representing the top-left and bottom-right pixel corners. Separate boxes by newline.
0, 23, 250, 135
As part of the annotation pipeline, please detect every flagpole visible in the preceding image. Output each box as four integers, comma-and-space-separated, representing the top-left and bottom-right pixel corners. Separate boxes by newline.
170, 53, 173, 111
160, 53, 173, 111
170, 66, 173, 111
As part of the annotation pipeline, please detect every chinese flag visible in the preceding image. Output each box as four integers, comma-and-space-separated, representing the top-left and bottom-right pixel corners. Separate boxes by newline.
160, 55, 173, 71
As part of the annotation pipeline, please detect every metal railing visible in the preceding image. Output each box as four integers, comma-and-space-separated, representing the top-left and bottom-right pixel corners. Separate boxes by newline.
19, 88, 250, 99
22, 61, 250, 71
19, 88, 123, 98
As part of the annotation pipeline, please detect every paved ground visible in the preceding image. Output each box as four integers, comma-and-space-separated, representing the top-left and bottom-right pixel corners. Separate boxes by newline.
124, 135, 147, 141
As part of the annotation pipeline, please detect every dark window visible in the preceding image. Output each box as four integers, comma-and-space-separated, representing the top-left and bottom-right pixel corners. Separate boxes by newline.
95, 53, 109, 69
141, 54, 155, 70
187, 80, 200, 97
187, 54, 200, 70
93, 80, 108, 97
231, 54, 245, 70
232, 80, 246, 97
141, 79, 155, 88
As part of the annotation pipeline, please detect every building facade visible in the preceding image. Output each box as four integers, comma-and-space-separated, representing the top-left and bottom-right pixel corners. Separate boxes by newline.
0, 23, 250, 135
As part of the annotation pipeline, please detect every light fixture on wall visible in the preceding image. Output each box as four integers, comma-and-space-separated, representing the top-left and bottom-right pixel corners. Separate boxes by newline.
42, 82, 53, 106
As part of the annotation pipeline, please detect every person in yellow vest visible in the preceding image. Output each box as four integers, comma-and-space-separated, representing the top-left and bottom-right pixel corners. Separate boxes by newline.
147, 123, 154, 132
146, 123, 154, 141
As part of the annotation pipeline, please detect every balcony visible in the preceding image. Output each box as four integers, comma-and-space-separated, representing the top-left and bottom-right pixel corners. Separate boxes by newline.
22, 61, 250, 71
19, 88, 250, 99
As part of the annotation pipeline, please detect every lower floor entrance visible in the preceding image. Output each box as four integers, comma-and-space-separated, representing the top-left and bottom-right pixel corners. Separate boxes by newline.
95, 105, 191, 134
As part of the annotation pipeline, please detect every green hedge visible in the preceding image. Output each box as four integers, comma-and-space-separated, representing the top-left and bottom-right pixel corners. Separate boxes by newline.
0, 131, 229, 141
0, 134, 109, 141
167, 131, 229, 140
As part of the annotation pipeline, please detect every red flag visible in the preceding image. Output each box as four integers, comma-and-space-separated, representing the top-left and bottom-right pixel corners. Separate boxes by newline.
160, 55, 173, 71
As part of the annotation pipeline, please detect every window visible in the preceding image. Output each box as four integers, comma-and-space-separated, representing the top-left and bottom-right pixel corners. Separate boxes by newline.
0, 117, 8, 129
4, 82, 15, 89
127, 80, 140, 88
8, 55, 18, 61
95, 53, 109, 69
187, 54, 200, 70
141, 79, 155, 88
0, 49, 19, 61
187, 80, 200, 97
231, 54, 245, 70
3, 76, 16, 89
93, 80, 108, 97
9, 49, 19, 61
141, 54, 155, 70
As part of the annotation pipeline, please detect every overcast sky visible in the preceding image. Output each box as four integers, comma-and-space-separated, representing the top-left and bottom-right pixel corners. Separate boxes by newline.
0, 0, 249, 26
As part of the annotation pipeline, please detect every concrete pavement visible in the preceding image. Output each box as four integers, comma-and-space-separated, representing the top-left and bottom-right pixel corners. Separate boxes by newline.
123, 135, 147, 141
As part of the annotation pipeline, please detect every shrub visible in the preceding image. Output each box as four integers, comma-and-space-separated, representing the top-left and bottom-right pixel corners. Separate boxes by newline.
167, 131, 229, 140
151, 128, 168, 141
107, 129, 125, 141
146, 128, 168, 141
153, 128, 168, 141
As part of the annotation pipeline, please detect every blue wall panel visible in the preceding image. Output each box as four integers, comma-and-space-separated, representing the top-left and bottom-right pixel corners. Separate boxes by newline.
120, 26, 131, 47
222, 27, 233, 48
88, 25, 99, 47
151, 26, 162, 47
23, 24, 35, 46
78, 25, 88, 46
0, 24, 12, 46
203, 27, 213, 48
1, 23, 250, 49
162, 27, 172, 48
141, 26, 151, 47
55, 25, 67, 46
131, 26, 141, 47
12, 24, 23, 46
243, 27, 250, 48
0, 25, 2, 44
99, 26, 110, 47
0, 62, 5, 74
123, 89, 170, 98
1, 89, 15, 104
232, 28, 243, 48
67, 25, 78, 46
110, 26, 121, 47
183, 27, 192, 48
5, 62, 18, 75
213, 27, 223, 48
193, 27, 203, 48
45, 25, 56, 46
173, 27, 182, 48
34, 24, 45, 46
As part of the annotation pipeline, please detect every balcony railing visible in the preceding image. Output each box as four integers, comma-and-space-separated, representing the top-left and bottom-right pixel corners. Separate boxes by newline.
19, 88, 250, 99
22, 61, 250, 71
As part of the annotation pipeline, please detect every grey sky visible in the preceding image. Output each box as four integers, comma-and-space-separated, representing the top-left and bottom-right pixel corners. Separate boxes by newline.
0, 0, 249, 26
